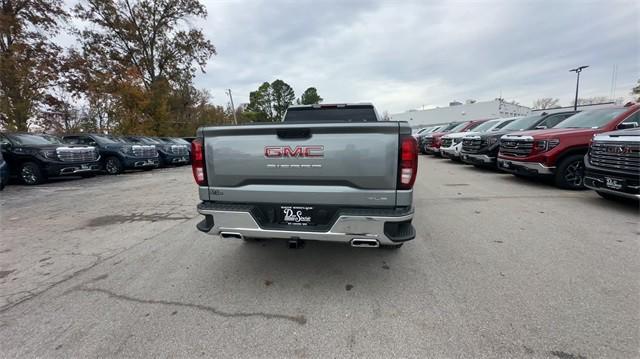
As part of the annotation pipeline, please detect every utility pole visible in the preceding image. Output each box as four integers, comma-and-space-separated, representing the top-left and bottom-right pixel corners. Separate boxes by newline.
226, 89, 238, 125
569, 65, 589, 111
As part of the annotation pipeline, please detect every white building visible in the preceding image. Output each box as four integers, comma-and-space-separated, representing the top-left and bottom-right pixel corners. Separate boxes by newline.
390, 99, 531, 128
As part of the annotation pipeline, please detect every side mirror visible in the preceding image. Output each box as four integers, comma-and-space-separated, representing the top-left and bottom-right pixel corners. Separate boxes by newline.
535, 125, 547, 129
617, 122, 638, 130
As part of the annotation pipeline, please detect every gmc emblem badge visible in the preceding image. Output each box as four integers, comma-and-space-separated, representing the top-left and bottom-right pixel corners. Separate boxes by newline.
606, 145, 630, 154
264, 145, 324, 158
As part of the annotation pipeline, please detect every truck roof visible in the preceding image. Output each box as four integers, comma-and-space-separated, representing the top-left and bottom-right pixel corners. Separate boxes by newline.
287, 103, 374, 110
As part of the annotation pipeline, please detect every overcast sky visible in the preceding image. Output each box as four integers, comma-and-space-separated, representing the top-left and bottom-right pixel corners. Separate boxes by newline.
189, 0, 638, 113
63, 0, 638, 113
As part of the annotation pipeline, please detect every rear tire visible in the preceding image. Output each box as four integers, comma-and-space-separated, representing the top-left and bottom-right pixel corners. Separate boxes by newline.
19, 162, 45, 185
104, 156, 123, 175
554, 154, 586, 190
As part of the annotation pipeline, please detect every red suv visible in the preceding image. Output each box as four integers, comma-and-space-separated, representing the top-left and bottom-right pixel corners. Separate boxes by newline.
422, 119, 489, 155
497, 103, 639, 189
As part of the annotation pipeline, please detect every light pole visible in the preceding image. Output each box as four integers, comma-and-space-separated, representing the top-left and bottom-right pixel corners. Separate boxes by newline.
569, 65, 589, 111
225, 89, 238, 125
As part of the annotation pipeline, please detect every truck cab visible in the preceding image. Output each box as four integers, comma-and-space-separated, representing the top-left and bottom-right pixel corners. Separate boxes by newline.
497, 104, 639, 189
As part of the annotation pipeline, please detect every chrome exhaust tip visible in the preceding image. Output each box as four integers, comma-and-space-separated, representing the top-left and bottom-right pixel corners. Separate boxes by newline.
350, 238, 380, 248
220, 232, 244, 240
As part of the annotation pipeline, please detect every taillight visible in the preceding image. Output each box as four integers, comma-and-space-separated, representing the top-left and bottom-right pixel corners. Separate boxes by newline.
191, 138, 207, 185
398, 136, 418, 189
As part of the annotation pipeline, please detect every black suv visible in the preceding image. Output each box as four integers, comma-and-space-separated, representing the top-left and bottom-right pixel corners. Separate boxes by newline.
124, 136, 189, 167
460, 111, 577, 167
63, 134, 159, 175
0, 133, 101, 185
159, 137, 192, 163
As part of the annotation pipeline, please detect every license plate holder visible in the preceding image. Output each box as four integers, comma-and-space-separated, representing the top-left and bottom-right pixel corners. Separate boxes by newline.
604, 176, 624, 190
280, 205, 314, 226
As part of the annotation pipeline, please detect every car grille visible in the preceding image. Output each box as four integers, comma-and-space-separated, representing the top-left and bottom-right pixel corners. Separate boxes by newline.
441, 138, 453, 148
422, 137, 434, 147
171, 145, 189, 156
499, 138, 533, 157
462, 138, 483, 153
132, 145, 158, 158
589, 141, 640, 172
56, 147, 99, 162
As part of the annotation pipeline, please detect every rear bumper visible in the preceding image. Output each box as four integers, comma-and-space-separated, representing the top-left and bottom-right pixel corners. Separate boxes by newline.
196, 203, 415, 245
497, 159, 555, 176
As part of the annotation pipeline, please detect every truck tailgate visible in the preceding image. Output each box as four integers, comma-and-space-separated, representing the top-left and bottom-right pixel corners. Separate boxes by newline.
200, 122, 402, 207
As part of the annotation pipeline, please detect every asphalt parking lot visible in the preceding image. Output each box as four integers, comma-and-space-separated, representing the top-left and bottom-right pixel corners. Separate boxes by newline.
1, 158, 638, 358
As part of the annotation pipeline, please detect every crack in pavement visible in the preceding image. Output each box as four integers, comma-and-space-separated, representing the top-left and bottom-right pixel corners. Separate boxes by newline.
0, 217, 196, 313
70, 286, 307, 325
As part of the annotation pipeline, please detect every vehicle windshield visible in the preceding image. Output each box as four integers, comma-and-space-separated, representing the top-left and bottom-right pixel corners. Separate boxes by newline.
501, 115, 543, 131
554, 108, 628, 129
141, 137, 162, 144
6, 133, 62, 145
492, 119, 516, 130
471, 120, 499, 132
448, 122, 469, 132
92, 134, 120, 144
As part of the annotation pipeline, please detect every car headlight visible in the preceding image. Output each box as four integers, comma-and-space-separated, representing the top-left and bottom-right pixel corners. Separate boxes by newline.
487, 137, 499, 145
40, 149, 58, 160
534, 139, 560, 152
454, 138, 462, 144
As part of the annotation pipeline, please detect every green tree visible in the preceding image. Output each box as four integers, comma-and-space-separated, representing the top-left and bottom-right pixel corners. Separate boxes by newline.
271, 79, 295, 121
298, 87, 323, 105
246, 79, 296, 122
0, 0, 68, 131
246, 82, 273, 122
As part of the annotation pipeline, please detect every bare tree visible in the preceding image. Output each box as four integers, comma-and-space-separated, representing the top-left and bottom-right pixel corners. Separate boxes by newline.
576, 96, 610, 105
532, 98, 560, 110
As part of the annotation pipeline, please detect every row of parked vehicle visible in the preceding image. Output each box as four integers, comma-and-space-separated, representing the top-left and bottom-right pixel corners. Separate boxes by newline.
414, 102, 639, 201
0, 133, 193, 188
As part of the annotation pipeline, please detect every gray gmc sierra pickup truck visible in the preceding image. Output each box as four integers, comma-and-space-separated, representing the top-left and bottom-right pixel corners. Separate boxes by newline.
193, 103, 418, 249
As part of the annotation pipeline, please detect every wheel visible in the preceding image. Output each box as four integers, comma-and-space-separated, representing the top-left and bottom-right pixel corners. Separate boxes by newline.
380, 243, 403, 249
554, 154, 586, 189
104, 156, 123, 175
19, 162, 45, 185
